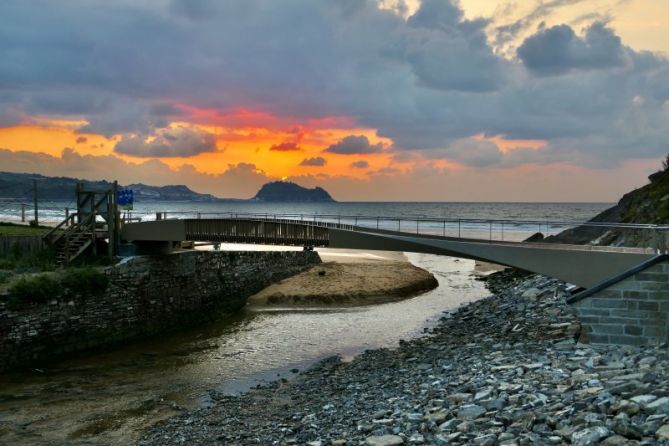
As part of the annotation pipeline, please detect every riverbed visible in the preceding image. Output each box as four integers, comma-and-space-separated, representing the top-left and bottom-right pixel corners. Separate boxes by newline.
0, 251, 489, 445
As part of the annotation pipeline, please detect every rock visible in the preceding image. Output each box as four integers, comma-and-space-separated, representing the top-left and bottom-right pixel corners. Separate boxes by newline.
571, 426, 610, 446
630, 394, 657, 407
365, 435, 404, 446
473, 434, 497, 445
457, 404, 486, 420
521, 288, 542, 299
646, 396, 669, 413
601, 435, 628, 446
611, 418, 643, 440
656, 424, 669, 440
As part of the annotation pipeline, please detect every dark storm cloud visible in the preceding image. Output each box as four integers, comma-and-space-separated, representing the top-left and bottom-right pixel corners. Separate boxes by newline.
269, 142, 301, 152
0, 0, 668, 168
299, 156, 327, 166
517, 22, 627, 75
350, 160, 370, 169
114, 126, 217, 158
324, 136, 384, 155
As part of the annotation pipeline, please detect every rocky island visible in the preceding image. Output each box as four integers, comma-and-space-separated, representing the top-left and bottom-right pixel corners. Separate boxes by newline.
252, 181, 336, 202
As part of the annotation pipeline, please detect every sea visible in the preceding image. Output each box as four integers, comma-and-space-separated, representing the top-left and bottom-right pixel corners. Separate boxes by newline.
0, 200, 613, 241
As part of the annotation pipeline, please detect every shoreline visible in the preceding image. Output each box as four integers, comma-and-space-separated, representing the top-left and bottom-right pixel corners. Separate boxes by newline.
140, 271, 669, 445
248, 248, 439, 307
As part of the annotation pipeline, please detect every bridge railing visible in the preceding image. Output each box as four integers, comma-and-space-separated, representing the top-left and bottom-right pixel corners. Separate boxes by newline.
124, 210, 669, 251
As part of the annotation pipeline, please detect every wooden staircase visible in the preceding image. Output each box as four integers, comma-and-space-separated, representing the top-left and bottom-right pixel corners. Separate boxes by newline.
44, 213, 97, 266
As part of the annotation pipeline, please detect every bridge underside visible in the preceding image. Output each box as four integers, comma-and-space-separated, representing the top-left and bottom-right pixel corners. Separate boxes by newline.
121, 219, 655, 289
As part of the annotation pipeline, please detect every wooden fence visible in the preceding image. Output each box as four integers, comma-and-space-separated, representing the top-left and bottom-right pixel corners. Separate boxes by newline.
0, 236, 44, 257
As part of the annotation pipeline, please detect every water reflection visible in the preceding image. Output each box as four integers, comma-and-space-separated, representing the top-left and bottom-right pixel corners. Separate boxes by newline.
0, 252, 488, 445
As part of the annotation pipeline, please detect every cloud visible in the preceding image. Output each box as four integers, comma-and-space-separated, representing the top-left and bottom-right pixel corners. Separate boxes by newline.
324, 135, 384, 155
517, 22, 627, 75
0, 0, 668, 169
269, 141, 301, 151
299, 156, 326, 166
0, 147, 660, 202
114, 126, 217, 158
75, 136, 87, 144
0, 148, 272, 199
350, 160, 369, 169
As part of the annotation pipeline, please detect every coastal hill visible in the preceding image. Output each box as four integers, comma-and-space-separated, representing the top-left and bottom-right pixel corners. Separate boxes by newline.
546, 158, 669, 246
252, 181, 335, 202
0, 172, 335, 203
0, 172, 223, 202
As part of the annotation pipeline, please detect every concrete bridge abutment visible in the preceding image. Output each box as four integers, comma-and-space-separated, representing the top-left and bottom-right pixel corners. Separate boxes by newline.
569, 255, 669, 346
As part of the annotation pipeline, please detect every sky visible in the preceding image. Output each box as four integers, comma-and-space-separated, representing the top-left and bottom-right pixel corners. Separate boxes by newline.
1, 0, 668, 202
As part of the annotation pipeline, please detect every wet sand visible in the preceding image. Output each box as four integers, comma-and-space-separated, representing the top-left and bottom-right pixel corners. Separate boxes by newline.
248, 249, 439, 307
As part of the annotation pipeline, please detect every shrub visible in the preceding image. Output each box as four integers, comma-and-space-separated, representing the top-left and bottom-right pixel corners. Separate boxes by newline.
61, 267, 109, 297
0, 270, 13, 285
8, 274, 60, 305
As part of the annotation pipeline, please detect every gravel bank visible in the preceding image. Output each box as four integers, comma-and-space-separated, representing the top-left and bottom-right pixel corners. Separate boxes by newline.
140, 272, 669, 445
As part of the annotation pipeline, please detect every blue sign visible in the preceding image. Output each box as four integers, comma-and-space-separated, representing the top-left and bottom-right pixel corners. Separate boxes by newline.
117, 189, 134, 210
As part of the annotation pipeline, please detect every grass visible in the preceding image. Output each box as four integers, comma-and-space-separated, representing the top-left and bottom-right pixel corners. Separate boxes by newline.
5, 266, 109, 308
0, 221, 51, 236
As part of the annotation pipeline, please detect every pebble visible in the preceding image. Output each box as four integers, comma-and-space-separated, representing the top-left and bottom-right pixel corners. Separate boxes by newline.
138, 272, 669, 446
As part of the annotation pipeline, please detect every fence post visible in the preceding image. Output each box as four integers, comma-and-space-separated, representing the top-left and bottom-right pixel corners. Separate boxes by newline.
65, 208, 70, 226
21, 204, 25, 222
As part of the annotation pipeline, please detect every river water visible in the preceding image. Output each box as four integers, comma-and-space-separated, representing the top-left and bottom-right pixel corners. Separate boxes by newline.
0, 250, 491, 445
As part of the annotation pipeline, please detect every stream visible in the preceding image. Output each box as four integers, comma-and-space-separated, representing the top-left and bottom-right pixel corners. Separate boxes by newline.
0, 252, 489, 445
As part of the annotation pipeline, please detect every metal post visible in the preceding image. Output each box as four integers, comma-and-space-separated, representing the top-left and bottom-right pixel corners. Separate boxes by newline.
65, 208, 70, 226
21, 204, 25, 222
489, 221, 492, 241
416, 218, 419, 234
398, 219, 401, 231
458, 219, 461, 238
443, 220, 446, 237
376, 216, 379, 230
501, 222, 504, 241
32, 179, 38, 226
355, 216, 358, 226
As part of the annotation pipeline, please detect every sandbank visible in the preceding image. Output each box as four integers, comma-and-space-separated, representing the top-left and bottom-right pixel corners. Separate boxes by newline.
247, 248, 438, 307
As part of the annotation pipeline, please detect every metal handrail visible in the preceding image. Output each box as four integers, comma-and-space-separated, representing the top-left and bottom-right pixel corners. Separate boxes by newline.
126, 210, 669, 231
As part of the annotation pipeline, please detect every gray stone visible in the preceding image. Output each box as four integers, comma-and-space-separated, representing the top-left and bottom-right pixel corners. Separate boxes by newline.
457, 404, 486, 420
365, 435, 404, 446
571, 426, 610, 446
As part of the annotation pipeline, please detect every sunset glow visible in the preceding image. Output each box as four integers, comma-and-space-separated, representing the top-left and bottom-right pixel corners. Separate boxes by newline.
1, 0, 668, 201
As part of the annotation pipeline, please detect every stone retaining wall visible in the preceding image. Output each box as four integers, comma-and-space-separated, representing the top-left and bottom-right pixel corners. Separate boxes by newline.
571, 257, 669, 345
0, 250, 320, 372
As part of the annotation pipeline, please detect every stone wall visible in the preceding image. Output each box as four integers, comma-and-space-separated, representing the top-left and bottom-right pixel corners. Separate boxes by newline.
571, 259, 669, 345
0, 250, 320, 372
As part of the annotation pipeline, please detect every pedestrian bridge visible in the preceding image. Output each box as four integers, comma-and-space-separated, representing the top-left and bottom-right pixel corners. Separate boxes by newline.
120, 214, 667, 289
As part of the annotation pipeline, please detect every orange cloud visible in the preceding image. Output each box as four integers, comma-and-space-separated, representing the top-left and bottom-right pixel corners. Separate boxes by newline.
0, 110, 396, 180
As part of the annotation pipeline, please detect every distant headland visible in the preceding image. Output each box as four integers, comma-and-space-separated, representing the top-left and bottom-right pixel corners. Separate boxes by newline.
0, 172, 335, 203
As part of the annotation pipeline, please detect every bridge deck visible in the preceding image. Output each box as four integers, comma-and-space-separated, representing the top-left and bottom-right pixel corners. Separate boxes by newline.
121, 217, 657, 288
